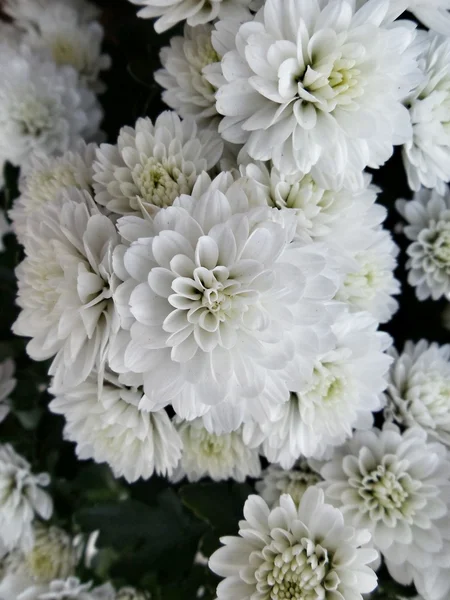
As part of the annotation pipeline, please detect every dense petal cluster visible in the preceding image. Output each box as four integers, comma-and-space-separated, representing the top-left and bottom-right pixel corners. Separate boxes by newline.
18, 577, 116, 600
209, 487, 378, 600
255, 461, 322, 507
397, 187, 450, 301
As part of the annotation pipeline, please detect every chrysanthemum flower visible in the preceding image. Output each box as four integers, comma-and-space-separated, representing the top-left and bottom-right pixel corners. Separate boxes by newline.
18, 577, 115, 600
407, 0, 450, 36
255, 461, 322, 507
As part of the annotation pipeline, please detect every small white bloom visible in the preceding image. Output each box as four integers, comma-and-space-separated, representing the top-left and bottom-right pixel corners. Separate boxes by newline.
209, 487, 378, 600
397, 187, 450, 301
0, 43, 102, 173
319, 424, 450, 599
13, 188, 121, 392
129, 0, 256, 33
408, 0, 450, 36
0, 444, 53, 553
245, 310, 391, 464
18, 577, 115, 600
385, 340, 450, 447
112, 171, 342, 433
0, 359, 16, 424
403, 32, 450, 193
50, 372, 182, 482
214, 0, 420, 185
92, 111, 223, 216
155, 24, 221, 127
9, 142, 96, 245
173, 418, 260, 482
255, 461, 322, 507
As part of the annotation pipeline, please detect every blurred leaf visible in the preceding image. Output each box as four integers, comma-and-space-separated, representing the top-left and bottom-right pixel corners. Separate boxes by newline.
2, 161, 20, 211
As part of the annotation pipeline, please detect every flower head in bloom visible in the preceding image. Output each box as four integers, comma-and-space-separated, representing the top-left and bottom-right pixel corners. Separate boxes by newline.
385, 340, 450, 447
9, 142, 96, 245
0, 359, 16, 424
0, 444, 53, 552
209, 487, 378, 600
129, 0, 256, 33
407, 0, 450, 36
319, 424, 450, 598
155, 24, 221, 127
4, 0, 101, 26
0, 43, 102, 173
92, 112, 223, 216
397, 187, 450, 301
244, 310, 391, 464
50, 372, 182, 482
214, 0, 420, 185
403, 32, 450, 194
112, 171, 341, 433
255, 461, 322, 507
13, 189, 121, 392
18, 577, 115, 600
173, 418, 260, 482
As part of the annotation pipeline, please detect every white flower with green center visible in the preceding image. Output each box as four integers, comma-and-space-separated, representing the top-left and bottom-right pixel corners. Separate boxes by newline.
256, 462, 322, 507
385, 340, 450, 447
244, 310, 391, 463
0, 444, 53, 553
92, 111, 223, 217
173, 417, 260, 482
209, 487, 378, 600
319, 424, 450, 599
0, 359, 15, 424
155, 24, 222, 126
0, 43, 102, 173
129, 0, 257, 33
213, 0, 421, 185
50, 372, 182, 482
397, 187, 450, 300
9, 142, 95, 245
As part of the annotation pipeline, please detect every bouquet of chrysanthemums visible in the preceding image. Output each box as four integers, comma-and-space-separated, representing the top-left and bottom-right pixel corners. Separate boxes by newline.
1, 0, 450, 598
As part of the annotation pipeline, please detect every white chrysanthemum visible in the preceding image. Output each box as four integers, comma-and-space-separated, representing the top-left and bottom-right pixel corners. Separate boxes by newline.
0, 43, 102, 173
244, 310, 391, 464
155, 24, 221, 126
115, 588, 150, 600
209, 487, 378, 600
213, 0, 420, 184
173, 418, 260, 482
255, 461, 322, 508
9, 142, 96, 245
0, 359, 16, 424
50, 373, 182, 482
18, 577, 115, 600
13, 188, 121, 392
407, 0, 450, 36
4, 0, 101, 26
319, 424, 450, 599
385, 340, 450, 447
402, 33, 450, 194
92, 111, 223, 216
129, 0, 256, 33
397, 187, 450, 301
0, 444, 52, 553
0, 524, 78, 600
112, 171, 342, 433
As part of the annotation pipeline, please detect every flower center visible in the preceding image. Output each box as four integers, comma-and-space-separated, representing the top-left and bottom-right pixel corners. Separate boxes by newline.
257, 539, 339, 600
199, 433, 225, 457
301, 363, 346, 405
405, 369, 450, 421
358, 464, 411, 521
431, 227, 450, 265
50, 36, 83, 71
134, 158, 190, 208
10, 96, 53, 137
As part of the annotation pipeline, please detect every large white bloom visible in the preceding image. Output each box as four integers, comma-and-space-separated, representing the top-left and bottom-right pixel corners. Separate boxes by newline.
0, 524, 78, 600
397, 187, 450, 301
4, 0, 101, 26
129, 0, 257, 33
385, 340, 450, 447
255, 461, 322, 508
0, 359, 16, 424
18, 577, 116, 600
209, 487, 378, 600
0, 444, 53, 553
319, 424, 450, 599
4, 0, 110, 92
92, 112, 223, 217
244, 310, 391, 464
13, 189, 122, 392
9, 142, 96, 245
173, 417, 260, 482
155, 24, 221, 127
0, 43, 102, 173
403, 32, 450, 194
112, 171, 342, 433
213, 0, 420, 185
50, 372, 182, 482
